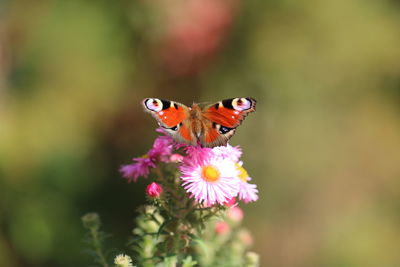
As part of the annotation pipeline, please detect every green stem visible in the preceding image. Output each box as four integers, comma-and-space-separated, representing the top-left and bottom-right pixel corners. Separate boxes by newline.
90, 228, 109, 267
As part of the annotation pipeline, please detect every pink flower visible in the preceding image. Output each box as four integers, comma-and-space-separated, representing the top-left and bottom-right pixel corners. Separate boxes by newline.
236, 162, 259, 203
120, 129, 174, 182
227, 206, 244, 222
146, 182, 163, 198
213, 144, 242, 162
238, 182, 258, 203
238, 229, 253, 246
180, 146, 240, 205
215, 221, 230, 235
148, 135, 174, 162
120, 156, 155, 182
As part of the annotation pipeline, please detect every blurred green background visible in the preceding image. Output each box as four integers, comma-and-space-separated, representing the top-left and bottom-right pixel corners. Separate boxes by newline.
1, 0, 400, 266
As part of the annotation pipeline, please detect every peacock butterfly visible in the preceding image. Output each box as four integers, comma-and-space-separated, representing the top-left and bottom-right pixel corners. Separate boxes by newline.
142, 97, 257, 148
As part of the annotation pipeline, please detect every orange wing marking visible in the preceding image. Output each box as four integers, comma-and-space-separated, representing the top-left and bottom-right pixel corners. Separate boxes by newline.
205, 128, 220, 143
204, 106, 240, 128
179, 125, 193, 141
157, 106, 186, 127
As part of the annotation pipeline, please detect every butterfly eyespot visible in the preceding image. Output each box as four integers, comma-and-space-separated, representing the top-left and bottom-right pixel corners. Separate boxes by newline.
170, 124, 180, 131
232, 98, 251, 111
161, 124, 179, 131
145, 98, 163, 112
219, 126, 233, 134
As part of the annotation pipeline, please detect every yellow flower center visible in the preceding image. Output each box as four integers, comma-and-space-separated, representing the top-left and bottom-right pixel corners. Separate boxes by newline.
202, 165, 220, 182
236, 164, 249, 182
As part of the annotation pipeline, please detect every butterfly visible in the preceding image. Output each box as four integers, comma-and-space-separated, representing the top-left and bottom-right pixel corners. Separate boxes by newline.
142, 97, 257, 148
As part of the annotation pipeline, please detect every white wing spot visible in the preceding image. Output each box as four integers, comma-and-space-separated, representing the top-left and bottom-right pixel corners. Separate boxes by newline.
159, 111, 164, 115
233, 98, 251, 111
145, 98, 163, 112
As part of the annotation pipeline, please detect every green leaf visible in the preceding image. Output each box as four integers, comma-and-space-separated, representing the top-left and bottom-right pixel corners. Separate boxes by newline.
182, 256, 197, 267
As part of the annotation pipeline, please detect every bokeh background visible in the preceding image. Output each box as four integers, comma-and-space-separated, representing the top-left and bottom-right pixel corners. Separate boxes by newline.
1, 0, 400, 266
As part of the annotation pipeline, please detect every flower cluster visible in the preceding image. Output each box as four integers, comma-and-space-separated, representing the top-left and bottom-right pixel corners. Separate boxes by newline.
83, 128, 260, 266
120, 129, 258, 205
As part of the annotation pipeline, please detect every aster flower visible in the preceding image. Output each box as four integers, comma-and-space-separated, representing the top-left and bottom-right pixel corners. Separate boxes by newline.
114, 254, 134, 267
212, 144, 242, 162
236, 162, 259, 203
183, 145, 212, 165
148, 135, 174, 162
180, 146, 240, 205
120, 129, 174, 182
120, 156, 155, 182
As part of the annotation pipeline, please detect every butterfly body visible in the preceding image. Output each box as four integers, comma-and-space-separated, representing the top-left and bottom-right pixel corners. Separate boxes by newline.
142, 97, 256, 147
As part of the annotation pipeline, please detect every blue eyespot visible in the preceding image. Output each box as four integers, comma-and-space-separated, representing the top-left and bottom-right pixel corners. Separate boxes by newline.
219, 126, 233, 134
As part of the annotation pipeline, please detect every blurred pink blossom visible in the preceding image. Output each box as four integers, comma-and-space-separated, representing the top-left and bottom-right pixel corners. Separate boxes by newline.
238, 229, 253, 246
215, 221, 230, 235
159, 0, 237, 75
227, 206, 244, 222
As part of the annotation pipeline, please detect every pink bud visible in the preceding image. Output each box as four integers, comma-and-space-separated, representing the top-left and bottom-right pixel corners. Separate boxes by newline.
228, 206, 244, 222
214, 221, 230, 235
170, 153, 184, 163
224, 197, 237, 207
238, 229, 254, 246
146, 182, 163, 198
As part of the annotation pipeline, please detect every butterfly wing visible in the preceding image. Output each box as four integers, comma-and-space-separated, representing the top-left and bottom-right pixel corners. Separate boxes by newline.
142, 98, 197, 145
201, 97, 257, 147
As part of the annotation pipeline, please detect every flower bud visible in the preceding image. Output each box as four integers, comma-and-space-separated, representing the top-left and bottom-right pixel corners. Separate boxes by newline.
238, 229, 254, 246
224, 197, 237, 207
146, 182, 163, 198
170, 153, 184, 162
214, 221, 230, 235
228, 206, 244, 222
81, 212, 101, 230
244, 251, 260, 267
